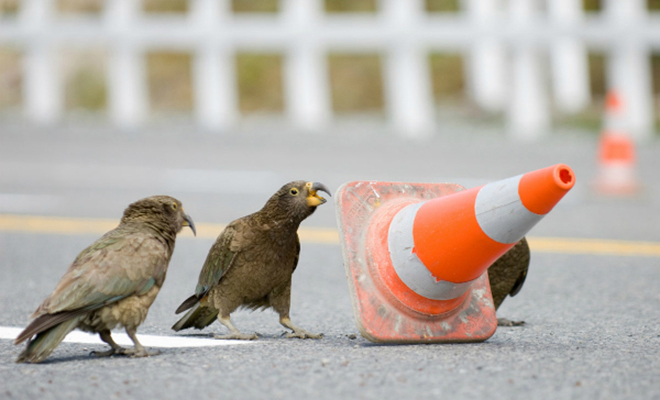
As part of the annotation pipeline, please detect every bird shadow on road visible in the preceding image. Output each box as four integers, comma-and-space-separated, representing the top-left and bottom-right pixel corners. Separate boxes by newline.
16, 348, 177, 365
20, 353, 113, 365
172, 332, 215, 338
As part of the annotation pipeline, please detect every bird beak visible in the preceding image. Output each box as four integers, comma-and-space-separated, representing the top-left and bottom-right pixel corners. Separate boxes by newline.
182, 213, 196, 236
306, 182, 331, 207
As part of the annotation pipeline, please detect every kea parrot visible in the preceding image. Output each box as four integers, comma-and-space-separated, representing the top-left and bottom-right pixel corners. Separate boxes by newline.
172, 181, 330, 340
488, 237, 530, 326
14, 195, 196, 363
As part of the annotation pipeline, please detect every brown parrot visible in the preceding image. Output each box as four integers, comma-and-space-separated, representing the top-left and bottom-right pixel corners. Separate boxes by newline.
14, 195, 196, 363
488, 237, 530, 326
172, 181, 330, 340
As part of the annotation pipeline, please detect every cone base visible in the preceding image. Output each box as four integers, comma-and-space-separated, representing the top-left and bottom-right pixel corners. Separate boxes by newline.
335, 181, 498, 343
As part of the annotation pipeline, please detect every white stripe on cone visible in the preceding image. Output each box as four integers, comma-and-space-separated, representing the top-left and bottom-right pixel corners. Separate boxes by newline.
474, 174, 544, 244
387, 174, 547, 302
388, 202, 476, 301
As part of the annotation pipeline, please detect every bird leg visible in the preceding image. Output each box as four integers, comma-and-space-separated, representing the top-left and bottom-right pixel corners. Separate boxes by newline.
91, 330, 130, 357
213, 315, 258, 340
280, 316, 322, 339
125, 327, 160, 357
497, 318, 525, 327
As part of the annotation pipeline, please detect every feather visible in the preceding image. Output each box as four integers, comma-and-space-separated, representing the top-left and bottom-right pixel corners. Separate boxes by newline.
175, 294, 200, 314
171, 302, 219, 331
15, 317, 82, 363
15, 307, 100, 345
488, 237, 531, 310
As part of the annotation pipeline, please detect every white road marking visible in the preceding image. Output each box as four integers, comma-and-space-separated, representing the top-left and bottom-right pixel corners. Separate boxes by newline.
0, 327, 251, 348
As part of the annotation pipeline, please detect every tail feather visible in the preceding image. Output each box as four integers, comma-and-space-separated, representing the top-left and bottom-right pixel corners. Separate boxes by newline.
16, 317, 82, 363
171, 302, 219, 332
175, 294, 201, 314
15, 309, 88, 345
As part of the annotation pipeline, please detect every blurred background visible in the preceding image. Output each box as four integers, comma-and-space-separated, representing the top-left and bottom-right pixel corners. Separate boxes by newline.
0, 0, 659, 139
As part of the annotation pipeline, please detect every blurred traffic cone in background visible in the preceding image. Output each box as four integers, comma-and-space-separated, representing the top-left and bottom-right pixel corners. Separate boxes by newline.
593, 91, 640, 195
335, 164, 575, 343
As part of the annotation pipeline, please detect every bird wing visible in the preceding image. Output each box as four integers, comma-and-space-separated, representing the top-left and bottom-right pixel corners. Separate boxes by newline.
292, 234, 300, 273
509, 267, 528, 297
33, 227, 169, 317
508, 238, 530, 297
194, 222, 243, 297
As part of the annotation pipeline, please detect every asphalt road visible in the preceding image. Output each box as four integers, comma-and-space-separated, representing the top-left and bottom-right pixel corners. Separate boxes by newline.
0, 125, 659, 399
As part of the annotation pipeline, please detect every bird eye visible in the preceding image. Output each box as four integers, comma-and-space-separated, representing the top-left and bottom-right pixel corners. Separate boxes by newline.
290, 188, 299, 196
172, 203, 178, 210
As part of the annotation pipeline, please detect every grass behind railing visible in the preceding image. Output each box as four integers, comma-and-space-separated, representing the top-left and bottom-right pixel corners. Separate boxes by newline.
0, 0, 658, 131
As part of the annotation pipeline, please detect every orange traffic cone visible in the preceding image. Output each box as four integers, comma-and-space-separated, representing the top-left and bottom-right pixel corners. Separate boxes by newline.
593, 91, 640, 195
335, 164, 575, 343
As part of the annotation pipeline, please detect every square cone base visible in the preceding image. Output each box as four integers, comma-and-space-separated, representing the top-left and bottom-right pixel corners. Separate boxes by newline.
335, 181, 497, 343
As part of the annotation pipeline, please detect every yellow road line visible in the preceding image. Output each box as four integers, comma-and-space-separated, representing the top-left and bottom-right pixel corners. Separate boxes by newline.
1, 214, 659, 257
0, 213, 338, 243
525, 237, 660, 257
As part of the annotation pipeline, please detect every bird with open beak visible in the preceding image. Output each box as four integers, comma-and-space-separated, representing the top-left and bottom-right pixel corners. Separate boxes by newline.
14, 195, 196, 363
172, 181, 330, 340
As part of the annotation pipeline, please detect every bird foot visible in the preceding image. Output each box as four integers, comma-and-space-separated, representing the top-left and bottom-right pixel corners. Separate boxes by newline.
90, 347, 130, 358
90, 347, 160, 358
497, 318, 525, 327
129, 348, 161, 358
285, 330, 323, 339
213, 333, 258, 340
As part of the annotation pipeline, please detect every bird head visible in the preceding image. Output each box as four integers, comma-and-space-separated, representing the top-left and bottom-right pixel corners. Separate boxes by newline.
267, 181, 331, 222
122, 195, 196, 236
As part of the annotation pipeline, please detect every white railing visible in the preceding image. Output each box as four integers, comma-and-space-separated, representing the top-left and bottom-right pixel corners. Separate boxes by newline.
0, 0, 658, 140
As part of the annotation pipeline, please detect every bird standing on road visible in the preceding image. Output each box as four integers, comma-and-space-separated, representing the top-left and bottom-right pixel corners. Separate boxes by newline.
172, 181, 330, 340
14, 196, 196, 363
488, 237, 530, 326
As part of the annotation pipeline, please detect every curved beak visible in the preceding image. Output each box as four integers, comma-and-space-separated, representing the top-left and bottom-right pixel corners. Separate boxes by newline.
306, 181, 331, 207
182, 213, 196, 236
310, 182, 331, 197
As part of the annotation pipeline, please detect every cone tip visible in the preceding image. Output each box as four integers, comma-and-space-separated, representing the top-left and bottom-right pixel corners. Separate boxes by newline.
518, 163, 576, 215
553, 164, 575, 191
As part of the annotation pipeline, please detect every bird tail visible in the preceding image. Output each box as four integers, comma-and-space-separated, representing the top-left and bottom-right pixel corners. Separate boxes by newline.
175, 294, 201, 314
15, 316, 81, 363
171, 301, 219, 332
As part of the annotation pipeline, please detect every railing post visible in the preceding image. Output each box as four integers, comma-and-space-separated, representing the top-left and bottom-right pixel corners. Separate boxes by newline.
507, 0, 549, 140
605, 0, 653, 140
382, 0, 434, 138
465, 0, 506, 112
191, 0, 236, 132
282, 0, 330, 133
548, 0, 589, 114
21, 0, 61, 125
105, 0, 147, 130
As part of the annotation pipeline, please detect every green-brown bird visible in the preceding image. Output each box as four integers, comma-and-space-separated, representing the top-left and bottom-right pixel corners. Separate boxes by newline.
14, 196, 196, 363
172, 181, 330, 340
488, 237, 530, 326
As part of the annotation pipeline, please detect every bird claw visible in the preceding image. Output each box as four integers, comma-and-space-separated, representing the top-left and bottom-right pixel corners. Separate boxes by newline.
130, 348, 161, 358
90, 346, 133, 357
90, 347, 159, 358
90, 349, 118, 358
497, 318, 525, 327
213, 333, 258, 341
285, 331, 323, 339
